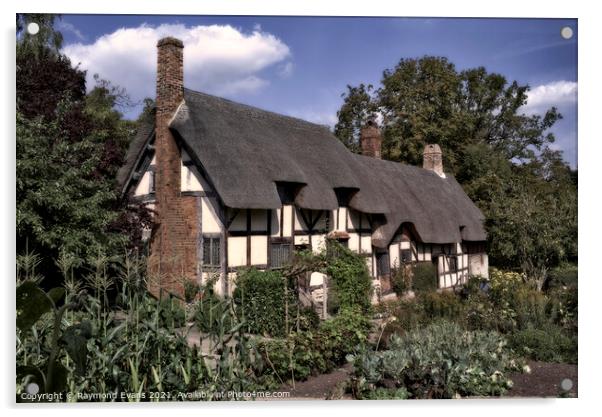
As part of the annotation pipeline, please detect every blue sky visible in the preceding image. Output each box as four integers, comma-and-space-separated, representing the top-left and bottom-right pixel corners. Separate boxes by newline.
57, 15, 578, 167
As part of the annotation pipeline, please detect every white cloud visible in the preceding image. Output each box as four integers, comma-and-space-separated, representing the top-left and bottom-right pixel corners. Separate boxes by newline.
522, 80, 577, 114
62, 23, 291, 105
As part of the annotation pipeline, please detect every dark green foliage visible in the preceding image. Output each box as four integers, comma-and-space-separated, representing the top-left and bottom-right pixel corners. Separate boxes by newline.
16, 281, 59, 332
16, 255, 272, 401
155, 297, 186, 329
16, 279, 91, 396
256, 307, 373, 383
334, 83, 379, 153
16, 16, 151, 274
233, 268, 296, 337
390, 265, 410, 296
297, 307, 320, 332
335, 56, 577, 279
548, 263, 578, 289
351, 321, 524, 399
58, 321, 92, 376
411, 262, 438, 293
509, 325, 577, 364
183, 280, 198, 304
419, 291, 464, 322
382, 268, 578, 367
325, 241, 372, 313
194, 292, 235, 335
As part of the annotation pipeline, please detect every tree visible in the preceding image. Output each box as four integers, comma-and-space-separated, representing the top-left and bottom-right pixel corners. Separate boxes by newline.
16, 15, 152, 274
335, 56, 577, 283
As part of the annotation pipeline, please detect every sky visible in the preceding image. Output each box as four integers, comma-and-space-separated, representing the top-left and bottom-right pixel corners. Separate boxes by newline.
56, 15, 578, 167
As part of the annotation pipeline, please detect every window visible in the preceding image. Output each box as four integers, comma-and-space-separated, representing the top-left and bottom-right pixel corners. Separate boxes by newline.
148, 170, 156, 194
376, 251, 391, 276
202, 236, 221, 267
448, 256, 458, 273
270, 243, 291, 268
401, 249, 412, 263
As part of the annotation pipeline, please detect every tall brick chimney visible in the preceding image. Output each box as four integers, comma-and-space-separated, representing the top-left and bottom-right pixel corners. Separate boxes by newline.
423, 144, 445, 177
150, 37, 199, 298
360, 119, 382, 159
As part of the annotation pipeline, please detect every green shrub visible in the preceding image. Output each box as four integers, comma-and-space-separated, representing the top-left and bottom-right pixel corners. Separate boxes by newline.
351, 321, 523, 399
325, 241, 373, 313
391, 265, 410, 296
297, 307, 320, 332
509, 325, 577, 364
420, 291, 465, 322
256, 307, 373, 383
548, 263, 578, 289
233, 268, 296, 337
512, 287, 549, 330
411, 262, 438, 293
547, 286, 578, 333
463, 293, 512, 332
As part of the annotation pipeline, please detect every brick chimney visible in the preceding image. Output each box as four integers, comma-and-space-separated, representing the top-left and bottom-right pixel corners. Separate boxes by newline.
149, 37, 199, 298
423, 144, 445, 177
360, 119, 382, 159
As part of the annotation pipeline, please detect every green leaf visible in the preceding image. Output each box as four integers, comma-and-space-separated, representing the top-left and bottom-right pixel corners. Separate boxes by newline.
16, 281, 53, 331
59, 321, 93, 376
47, 287, 65, 305
46, 361, 68, 394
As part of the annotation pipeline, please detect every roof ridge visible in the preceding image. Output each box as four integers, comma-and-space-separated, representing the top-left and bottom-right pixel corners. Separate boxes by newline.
183, 87, 332, 133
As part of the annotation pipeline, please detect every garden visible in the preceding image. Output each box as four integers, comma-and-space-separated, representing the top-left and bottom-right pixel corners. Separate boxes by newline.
16, 242, 578, 401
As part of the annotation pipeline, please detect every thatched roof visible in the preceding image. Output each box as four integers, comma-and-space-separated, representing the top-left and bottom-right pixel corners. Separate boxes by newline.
116, 114, 155, 189
120, 88, 486, 247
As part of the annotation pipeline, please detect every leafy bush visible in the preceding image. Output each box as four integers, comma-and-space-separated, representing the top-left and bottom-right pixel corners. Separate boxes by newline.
509, 325, 577, 364
297, 307, 320, 332
255, 307, 373, 383
233, 268, 295, 337
325, 241, 373, 313
351, 321, 523, 399
411, 262, 438, 293
548, 263, 578, 289
547, 286, 578, 333
391, 265, 410, 296
488, 268, 526, 304
419, 291, 464, 321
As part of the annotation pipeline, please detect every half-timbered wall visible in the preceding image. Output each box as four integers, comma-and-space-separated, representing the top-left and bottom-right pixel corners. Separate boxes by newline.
134, 150, 487, 297
384, 225, 491, 291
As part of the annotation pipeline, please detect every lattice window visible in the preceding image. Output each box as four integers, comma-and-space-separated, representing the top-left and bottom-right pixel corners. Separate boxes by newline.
448, 256, 458, 273
202, 236, 221, 267
270, 243, 291, 269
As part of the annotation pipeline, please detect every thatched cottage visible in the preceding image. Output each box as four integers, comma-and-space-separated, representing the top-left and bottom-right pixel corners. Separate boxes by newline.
117, 37, 488, 301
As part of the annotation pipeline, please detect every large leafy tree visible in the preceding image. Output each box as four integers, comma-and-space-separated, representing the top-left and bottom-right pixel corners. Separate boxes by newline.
335, 56, 577, 285
16, 14, 150, 274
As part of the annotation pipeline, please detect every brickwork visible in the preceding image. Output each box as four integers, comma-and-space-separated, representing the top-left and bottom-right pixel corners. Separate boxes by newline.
360, 120, 382, 159
148, 37, 199, 298
423, 144, 444, 177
